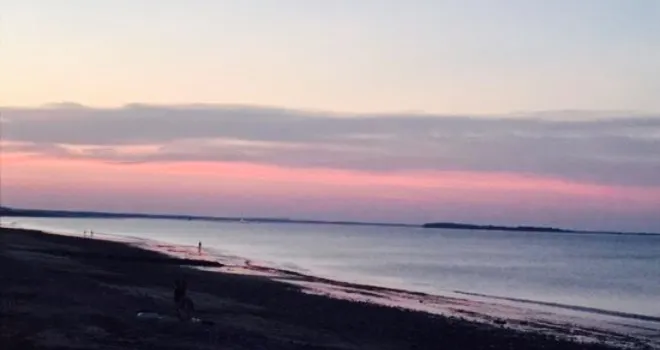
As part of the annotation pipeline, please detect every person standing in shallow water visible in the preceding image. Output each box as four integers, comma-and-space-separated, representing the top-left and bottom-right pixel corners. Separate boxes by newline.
198, 241, 202, 255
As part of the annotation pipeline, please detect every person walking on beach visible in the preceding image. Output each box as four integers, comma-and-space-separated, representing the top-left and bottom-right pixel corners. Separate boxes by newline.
198, 241, 202, 255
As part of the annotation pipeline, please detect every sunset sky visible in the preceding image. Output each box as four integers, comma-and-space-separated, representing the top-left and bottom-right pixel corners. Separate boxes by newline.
2, 1, 659, 232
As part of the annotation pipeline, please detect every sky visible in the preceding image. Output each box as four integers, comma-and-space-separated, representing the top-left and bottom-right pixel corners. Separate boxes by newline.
1, 1, 659, 231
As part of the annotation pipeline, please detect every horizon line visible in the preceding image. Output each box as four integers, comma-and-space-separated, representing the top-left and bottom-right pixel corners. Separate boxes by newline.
2, 205, 659, 236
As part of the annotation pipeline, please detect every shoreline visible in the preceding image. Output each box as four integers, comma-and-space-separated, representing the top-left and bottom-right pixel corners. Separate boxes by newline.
226, 258, 660, 324
104, 224, 660, 343
2, 225, 657, 349
7, 219, 660, 321
227, 263, 660, 347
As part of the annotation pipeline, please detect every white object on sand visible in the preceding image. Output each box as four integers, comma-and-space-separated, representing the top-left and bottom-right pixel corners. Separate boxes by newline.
136, 312, 164, 320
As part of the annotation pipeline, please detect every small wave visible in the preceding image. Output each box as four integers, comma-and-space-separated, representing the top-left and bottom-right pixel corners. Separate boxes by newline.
454, 291, 660, 323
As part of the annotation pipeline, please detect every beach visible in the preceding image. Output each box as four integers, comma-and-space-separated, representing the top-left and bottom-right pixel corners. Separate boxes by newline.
1, 226, 651, 350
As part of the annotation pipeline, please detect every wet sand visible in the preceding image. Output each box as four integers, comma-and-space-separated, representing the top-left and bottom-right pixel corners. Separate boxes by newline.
0, 227, 647, 349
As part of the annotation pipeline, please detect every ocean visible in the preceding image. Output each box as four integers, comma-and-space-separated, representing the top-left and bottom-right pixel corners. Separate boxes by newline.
5, 217, 660, 321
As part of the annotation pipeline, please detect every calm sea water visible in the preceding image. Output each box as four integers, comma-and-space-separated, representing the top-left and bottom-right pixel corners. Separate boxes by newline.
5, 217, 660, 318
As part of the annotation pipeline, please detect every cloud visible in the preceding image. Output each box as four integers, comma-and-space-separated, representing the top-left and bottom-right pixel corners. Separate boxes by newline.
2, 104, 659, 187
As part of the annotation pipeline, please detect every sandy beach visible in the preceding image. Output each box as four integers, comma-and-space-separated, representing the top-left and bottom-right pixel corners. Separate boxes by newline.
1, 226, 651, 350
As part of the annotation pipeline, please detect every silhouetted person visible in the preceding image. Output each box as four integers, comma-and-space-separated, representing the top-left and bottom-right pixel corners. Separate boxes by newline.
174, 279, 186, 303
173, 279, 194, 321
198, 241, 202, 255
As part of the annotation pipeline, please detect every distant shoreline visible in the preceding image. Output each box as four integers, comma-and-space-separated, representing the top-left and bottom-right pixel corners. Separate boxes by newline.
0, 206, 412, 228
1, 206, 657, 236
421, 222, 660, 236
422, 222, 573, 233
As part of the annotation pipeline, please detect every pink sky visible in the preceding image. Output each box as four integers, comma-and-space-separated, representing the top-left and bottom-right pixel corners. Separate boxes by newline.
3, 150, 659, 232
2, 104, 659, 232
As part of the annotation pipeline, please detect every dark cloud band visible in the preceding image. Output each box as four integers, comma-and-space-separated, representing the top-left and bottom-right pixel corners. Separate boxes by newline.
2, 104, 659, 187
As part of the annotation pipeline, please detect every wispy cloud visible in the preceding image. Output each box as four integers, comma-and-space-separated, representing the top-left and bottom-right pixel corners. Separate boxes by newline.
2, 104, 659, 187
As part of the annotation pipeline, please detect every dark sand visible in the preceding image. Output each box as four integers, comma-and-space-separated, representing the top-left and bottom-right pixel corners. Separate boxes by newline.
0, 227, 642, 350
